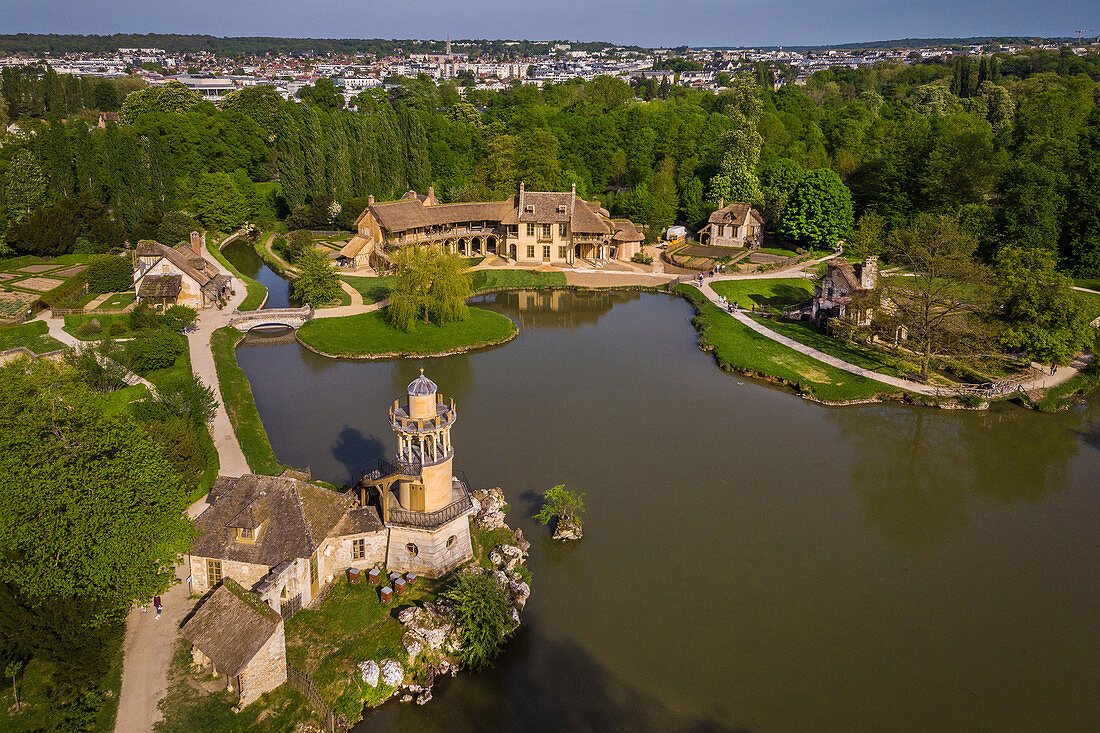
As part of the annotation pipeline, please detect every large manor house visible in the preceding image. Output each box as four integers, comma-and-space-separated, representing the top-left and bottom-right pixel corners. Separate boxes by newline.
340, 183, 645, 269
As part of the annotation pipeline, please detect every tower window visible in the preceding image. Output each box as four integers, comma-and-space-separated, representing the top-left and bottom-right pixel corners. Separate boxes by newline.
406, 543, 419, 557
352, 538, 366, 560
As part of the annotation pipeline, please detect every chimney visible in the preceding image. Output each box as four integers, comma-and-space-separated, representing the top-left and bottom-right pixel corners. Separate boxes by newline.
518, 181, 525, 212
570, 182, 577, 215
427, 186, 435, 204
368, 194, 375, 205
718, 197, 724, 210
190, 231, 201, 256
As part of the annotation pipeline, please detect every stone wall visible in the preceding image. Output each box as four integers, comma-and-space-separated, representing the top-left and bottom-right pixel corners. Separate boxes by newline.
237, 621, 288, 708
386, 515, 473, 578
319, 530, 388, 587
189, 555, 272, 596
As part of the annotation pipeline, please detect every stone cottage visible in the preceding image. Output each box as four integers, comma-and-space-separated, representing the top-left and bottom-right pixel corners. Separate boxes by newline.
812, 256, 880, 326
180, 578, 286, 709
133, 231, 231, 308
188, 469, 388, 616
697, 199, 765, 248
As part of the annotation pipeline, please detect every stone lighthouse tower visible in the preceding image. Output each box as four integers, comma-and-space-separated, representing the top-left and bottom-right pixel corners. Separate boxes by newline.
378, 370, 474, 577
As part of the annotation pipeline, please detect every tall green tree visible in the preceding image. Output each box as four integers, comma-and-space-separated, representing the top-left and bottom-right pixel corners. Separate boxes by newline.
998, 246, 1093, 366
883, 214, 991, 376
388, 245, 472, 331
0, 358, 195, 628
779, 168, 853, 247
292, 247, 341, 306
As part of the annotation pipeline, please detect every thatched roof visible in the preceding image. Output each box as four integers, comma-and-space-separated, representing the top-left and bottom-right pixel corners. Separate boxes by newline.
339, 235, 373, 258
611, 219, 644, 243
370, 198, 514, 232
191, 472, 359, 567
706, 202, 765, 226
180, 578, 281, 677
360, 189, 619, 237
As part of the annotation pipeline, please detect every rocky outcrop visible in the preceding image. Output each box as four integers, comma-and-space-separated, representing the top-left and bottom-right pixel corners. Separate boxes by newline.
471, 487, 507, 529
489, 544, 525, 573
379, 659, 404, 688
553, 516, 583, 541
357, 660, 380, 687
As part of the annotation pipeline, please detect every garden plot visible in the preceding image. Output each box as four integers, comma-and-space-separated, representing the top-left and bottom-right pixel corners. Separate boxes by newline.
55, 265, 87, 278
0, 290, 36, 318
13, 276, 67, 292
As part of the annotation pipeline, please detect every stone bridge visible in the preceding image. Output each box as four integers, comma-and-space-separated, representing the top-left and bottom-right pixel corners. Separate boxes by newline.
227, 306, 314, 331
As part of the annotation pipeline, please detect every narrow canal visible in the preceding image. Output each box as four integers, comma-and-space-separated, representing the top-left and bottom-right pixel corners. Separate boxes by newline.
233, 285, 1100, 731
220, 236, 299, 309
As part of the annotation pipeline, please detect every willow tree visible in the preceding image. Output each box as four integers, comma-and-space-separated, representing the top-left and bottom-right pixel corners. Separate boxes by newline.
388, 245, 472, 332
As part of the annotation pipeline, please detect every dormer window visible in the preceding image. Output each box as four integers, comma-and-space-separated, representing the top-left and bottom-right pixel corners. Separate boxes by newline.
525, 204, 534, 213
235, 525, 259, 543
557, 204, 566, 213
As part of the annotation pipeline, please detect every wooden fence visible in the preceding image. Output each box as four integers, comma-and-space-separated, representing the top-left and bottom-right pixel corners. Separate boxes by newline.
286, 663, 335, 733
50, 308, 130, 317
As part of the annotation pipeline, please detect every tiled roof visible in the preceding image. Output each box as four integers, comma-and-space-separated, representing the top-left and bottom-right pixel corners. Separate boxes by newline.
137, 274, 182, 298
180, 579, 281, 676
191, 472, 358, 567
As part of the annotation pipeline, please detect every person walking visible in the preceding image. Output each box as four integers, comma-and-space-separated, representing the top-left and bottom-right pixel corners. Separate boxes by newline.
153, 595, 163, 620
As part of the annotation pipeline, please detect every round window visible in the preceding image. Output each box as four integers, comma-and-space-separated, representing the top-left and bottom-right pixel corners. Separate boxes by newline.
446, 535, 456, 548
406, 543, 419, 557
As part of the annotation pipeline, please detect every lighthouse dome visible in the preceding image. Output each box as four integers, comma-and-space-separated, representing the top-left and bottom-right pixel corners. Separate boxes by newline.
407, 369, 437, 396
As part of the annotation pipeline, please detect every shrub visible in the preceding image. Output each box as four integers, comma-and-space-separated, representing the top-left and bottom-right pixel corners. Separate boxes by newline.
284, 230, 313, 263
108, 321, 126, 337
84, 254, 133, 294
76, 320, 102, 336
534, 484, 586, 527
162, 305, 197, 332
443, 571, 515, 671
122, 332, 185, 375
631, 252, 653, 265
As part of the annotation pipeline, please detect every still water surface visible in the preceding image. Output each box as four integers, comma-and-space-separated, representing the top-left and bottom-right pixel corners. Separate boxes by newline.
221, 238, 298, 309
235, 290, 1100, 732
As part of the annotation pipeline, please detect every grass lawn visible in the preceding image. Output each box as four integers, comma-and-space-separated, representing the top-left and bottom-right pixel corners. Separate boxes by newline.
154, 640, 317, 733
96, 292, 137, 310
211, 327, 283, 475
747, 316, 955, 385
1073, 277, 1100, 292
1075, 289, 1100, 323
710, 278, 814, 313
342, 275, 394, 304
470, 269, 567, 292
285, 575, 444, 720
206, 239, 268, 311
64, 313, 135, 340
0, 320, 65, 354
676, 285, 900, 402
297, 307, 516, 358
97, 383, 150, 415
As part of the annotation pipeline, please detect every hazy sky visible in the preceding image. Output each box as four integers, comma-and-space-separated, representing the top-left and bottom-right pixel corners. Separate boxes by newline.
0, 0, 1094, 48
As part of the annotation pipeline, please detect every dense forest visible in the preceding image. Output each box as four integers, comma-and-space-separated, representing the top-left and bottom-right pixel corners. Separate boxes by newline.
0, 48, 1098, 276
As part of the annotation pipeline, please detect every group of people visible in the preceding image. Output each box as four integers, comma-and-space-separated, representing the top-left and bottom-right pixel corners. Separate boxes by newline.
140, 596, 164, 620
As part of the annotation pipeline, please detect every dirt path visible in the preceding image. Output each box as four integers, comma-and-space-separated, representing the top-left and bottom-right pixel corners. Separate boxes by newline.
114, 246, 250, 733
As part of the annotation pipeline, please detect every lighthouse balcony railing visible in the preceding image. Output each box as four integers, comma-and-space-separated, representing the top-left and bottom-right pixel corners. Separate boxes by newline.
359, 456, 421, 484
389, 396, 456, 433
386, 476, 473, 529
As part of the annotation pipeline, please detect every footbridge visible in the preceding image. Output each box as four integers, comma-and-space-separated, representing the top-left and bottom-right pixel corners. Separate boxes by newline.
228, 305, 314, 331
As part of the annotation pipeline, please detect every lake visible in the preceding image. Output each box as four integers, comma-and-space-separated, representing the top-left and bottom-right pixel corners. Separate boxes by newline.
235, 288, 1100, 732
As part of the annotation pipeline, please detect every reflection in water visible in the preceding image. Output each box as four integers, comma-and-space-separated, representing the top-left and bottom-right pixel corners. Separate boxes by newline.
473, 289, 641, 331
358, 627, 748, 733
833, 405, 1083, 550
234, 291, 1100, 732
